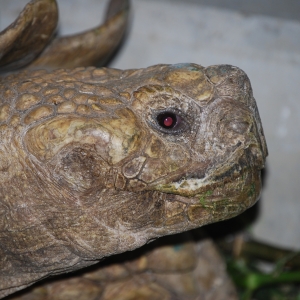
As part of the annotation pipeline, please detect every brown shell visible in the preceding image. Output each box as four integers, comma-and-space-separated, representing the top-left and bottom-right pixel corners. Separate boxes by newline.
6, 230, 238, 300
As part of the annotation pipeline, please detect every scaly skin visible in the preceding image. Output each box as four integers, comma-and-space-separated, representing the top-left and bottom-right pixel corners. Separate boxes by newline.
0, 0, 129, 71
0, 63, 267, 298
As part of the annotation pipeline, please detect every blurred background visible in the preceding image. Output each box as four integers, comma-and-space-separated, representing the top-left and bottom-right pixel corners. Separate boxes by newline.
1, 0, 300, 250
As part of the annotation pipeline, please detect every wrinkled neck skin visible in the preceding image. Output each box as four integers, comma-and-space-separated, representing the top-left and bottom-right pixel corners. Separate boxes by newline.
0, 63, 267, 298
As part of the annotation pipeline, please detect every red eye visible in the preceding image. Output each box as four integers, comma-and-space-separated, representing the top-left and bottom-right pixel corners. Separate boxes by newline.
157, 112, 180, 129
163, 116, 174, 127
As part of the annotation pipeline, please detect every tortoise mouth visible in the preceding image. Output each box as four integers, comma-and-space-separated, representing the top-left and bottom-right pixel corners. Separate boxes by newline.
153, 162, 261, 197
155, 167, 262, 226
148, 165, 208, 197
154, 178, 208, 198
156, 177, 206, 196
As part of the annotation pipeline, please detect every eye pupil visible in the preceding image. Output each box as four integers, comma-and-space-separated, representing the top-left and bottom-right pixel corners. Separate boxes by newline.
163, 116, 174, 127
157, 112, 178, 129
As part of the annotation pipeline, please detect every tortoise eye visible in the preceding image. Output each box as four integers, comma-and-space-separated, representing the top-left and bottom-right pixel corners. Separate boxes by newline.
150, 108, 189, 135
156, 112, 182, 129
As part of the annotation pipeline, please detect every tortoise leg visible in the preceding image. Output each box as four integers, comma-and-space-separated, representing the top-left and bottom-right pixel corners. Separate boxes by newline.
0, 0, 58, 72
29, 0, 130, 70
0, 0, 130, 72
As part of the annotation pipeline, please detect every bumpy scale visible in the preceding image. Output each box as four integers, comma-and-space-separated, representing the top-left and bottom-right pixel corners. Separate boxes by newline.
0, 63, 267, 298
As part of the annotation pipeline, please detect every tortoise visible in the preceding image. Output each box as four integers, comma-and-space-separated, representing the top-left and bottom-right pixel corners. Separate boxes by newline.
0, 0, 267, 299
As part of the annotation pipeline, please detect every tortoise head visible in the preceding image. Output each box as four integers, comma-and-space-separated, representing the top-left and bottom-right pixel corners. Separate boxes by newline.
20, 63, 267, 256
125, 63, 268, 227
130, 64, 267, 192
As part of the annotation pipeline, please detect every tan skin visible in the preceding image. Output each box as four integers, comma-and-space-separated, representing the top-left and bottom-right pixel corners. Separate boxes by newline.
0, 1, 267, 299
